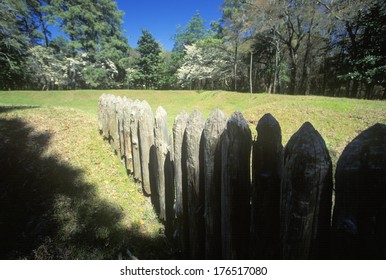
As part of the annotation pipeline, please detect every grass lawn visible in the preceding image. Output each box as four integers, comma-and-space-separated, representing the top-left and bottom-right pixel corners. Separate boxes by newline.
0, 90, 385, 259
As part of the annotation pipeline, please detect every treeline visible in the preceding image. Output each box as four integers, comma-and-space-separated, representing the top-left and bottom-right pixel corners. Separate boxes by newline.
173, 0, 386, 99
1, 0, 385, 99
1, 0, 130, 90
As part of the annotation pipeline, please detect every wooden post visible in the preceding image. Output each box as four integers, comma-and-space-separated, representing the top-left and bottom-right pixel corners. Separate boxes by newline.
280, 122, 333, 259
138, 100, 155, 195
101, 94, 110, 139
114, 96, 124, 157
153, 106, 173, 221
153, 106, 174, 240
164, 149, 174, 240
108, 95, 120, 152
182, 110, 205, 259
221, 111, 252, 260
122, 97, 133, 173
173, 110, 189, 256
332, 123, 386, 259
202, 109, 227, 259
251, 113, 282, 259
98, 94, 106, 134
107, 95, 116, 145
130, 100, 142, 182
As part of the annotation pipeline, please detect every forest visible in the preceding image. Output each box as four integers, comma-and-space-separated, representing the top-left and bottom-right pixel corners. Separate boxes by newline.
1, 0, 385, 99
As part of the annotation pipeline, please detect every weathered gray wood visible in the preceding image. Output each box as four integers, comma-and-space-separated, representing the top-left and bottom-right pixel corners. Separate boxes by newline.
107, 95, 116, 143
130, 100, 142, 182
153, 106, 173, 221
101, 94, 110, 139
221, 111, 252, 260
182, 110, 205, 259
332, 123, 386, 259
250, 113, 282, 259
117, 97, 129, 160
164, 149, 174, 240
108, 95, 120, 151
114, 96, 124, 156
202, 109, 227, 259
98, 94, 106, 133
122, 98, 133, 173
172, 110, 189, 256
138, 100, 155, 195
280, 122, 333, 260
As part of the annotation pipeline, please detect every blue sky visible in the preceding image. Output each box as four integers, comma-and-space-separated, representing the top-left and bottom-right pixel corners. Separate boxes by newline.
115, 0, 224, 51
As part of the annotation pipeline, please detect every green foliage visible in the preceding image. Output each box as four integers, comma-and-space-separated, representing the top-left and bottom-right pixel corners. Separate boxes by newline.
1, 0, 130, 90
21, 0, 51, 46
172, 11, 208, 52
177, 38, 233, 90
46, 0, 130, 87
0, 0, 29, 89
129, 29, 162, 89
337, 1, 386, 96
167, 12, 219, 90
210, 0, 386, 98
0, 0, 384, 99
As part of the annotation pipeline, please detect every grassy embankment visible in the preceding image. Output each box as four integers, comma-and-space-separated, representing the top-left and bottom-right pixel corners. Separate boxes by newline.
0, 90, 385, 259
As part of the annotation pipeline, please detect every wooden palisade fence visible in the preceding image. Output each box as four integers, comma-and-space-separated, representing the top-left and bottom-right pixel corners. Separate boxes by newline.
98, 94, 386, 260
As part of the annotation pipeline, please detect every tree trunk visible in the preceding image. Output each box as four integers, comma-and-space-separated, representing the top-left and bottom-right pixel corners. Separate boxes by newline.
287, 42, 298, 95
234, 43, 238, 92
38, 12, 49, 47
273, 39, 280, 94
250, 52, 253, 94
288, 61, 297, 95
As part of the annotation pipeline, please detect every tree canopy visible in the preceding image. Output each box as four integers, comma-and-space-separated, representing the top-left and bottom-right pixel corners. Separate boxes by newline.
1, 0, 130, 90
0, 0, 384, 99
127, 29, 162, 89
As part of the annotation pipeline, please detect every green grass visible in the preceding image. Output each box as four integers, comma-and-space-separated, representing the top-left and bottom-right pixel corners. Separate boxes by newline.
0, 90, 385, 259
0, 106, 170, 259
1, 90, 384, 156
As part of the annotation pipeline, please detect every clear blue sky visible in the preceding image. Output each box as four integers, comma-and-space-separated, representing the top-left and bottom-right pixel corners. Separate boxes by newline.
115, 0, 224, 51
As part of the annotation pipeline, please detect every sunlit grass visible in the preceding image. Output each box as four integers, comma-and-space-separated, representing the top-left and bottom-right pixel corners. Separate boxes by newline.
0, 106, 166, 259
0, 90, 385, 259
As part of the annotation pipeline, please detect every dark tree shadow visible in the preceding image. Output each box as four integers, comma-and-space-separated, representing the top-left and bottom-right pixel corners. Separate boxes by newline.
0, 106, 175, 259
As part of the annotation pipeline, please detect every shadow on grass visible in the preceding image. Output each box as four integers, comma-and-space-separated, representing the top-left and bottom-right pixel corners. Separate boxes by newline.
0, 106, 174, 259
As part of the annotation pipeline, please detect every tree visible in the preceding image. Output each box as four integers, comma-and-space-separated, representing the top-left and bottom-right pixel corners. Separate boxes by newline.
245, 0, 326, 95
20, 0, 51, 47
134, 29, 162, 89
168, 11, 210, 88
46, 0, 130, 87
221, 0, 253, 91
157, 50, 176, 89
26, 45, 63, 90
47, 0, 121, 54
172, 11, 208, 52
177, 38, 233, 90
0, 0, 29, 89
318, 0, 385, 98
